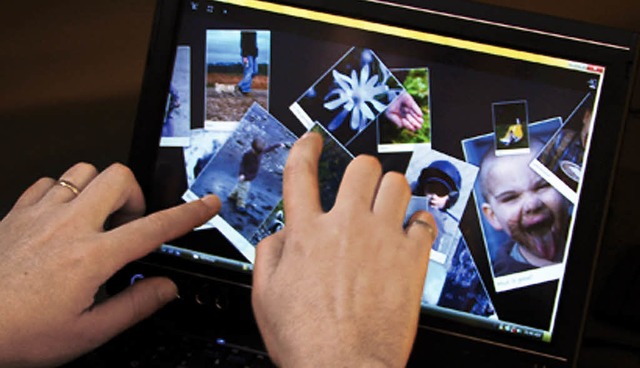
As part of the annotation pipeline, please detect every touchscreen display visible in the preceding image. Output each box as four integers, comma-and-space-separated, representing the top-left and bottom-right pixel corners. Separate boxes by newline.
150, 0, 607, 345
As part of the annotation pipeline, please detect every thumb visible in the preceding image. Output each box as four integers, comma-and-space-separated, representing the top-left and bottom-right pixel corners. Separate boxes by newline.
253, 230, 286, 292
405, 210, 437, 256
75, 277, 178, 350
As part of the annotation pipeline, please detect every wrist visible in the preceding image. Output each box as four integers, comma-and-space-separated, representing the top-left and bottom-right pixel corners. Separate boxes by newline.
285, 356, 392, 368
280, 345, 399, 368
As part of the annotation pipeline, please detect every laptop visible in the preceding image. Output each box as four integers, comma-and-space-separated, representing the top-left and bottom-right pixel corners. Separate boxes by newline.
98, 0, 639, 366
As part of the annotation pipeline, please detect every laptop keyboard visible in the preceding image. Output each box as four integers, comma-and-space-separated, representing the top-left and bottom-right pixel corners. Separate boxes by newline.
125, 334, 274, 368
62, 320, 275, 368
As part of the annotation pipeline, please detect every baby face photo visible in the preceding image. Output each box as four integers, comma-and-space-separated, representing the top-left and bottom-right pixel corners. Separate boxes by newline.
161, 46, 191, 147
377, 67, 432, 153
205, 30, 271, 125
184, 103, 296, 262
463, 117, 574, 292
290, 47, 403, 147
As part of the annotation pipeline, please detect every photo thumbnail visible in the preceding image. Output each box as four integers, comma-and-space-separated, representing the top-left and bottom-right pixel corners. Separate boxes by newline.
183, 103, 296, 263
377, 67, 432, 153
462, 117, 574, 292
435, 233, 498, 319
405, 146, 477, 236
530, 92, 596, 204
250, 124, 354, 245
405, 198, 497, 319
290, 47, 403, 148
183, 127, 234, 231
492, 100, 530, 156
205, 30, 270, 125
161, 46, 191, 147
403, 149, 495, 318
249, 200, 285, 246
183, 128, 234, 187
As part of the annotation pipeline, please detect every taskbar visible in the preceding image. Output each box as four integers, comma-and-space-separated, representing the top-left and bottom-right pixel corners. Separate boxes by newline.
159, 244, 254, 274
420, 304, 550, 343
160, 244, 550, 342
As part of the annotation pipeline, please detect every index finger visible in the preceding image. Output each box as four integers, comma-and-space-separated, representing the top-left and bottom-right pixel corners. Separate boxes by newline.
97, 195, 221, 275
282, 132, 324, 227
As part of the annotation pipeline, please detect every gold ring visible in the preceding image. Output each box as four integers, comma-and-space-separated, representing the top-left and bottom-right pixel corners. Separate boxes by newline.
57, 179, 81, 196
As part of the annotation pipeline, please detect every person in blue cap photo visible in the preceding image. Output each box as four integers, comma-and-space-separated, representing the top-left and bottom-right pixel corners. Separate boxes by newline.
411, 160, 462, 257
413, 160, 461, 218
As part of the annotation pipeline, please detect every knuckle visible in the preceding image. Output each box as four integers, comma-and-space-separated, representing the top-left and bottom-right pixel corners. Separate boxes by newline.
35, 176, 56, 186
106, 163, 138, 185
106, 162, 134, 179
71, 162, 98, 176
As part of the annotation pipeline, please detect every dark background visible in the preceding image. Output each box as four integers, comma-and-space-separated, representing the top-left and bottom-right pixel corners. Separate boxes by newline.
1, 0, 640, 366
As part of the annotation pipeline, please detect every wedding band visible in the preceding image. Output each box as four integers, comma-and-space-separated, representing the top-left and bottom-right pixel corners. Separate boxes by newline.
57, 179, 81, 196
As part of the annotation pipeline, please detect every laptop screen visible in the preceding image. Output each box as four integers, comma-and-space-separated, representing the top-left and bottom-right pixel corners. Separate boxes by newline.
128, 0, 638, 365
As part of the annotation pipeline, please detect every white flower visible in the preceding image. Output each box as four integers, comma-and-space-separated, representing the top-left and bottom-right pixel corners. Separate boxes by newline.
323, 64, 389, 132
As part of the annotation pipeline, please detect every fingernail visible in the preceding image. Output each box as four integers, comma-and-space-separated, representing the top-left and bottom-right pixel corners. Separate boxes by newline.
411, 219, 435, 234
160, 279, 180, 303
407, 212, 438, 238
200, 194, 220, 209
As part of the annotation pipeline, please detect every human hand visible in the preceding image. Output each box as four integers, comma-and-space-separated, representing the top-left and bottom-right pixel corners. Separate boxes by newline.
0, 163, 220, 367
252, 133, 436, 367
385, 91, 423, 132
